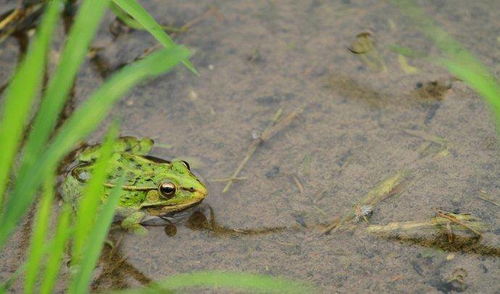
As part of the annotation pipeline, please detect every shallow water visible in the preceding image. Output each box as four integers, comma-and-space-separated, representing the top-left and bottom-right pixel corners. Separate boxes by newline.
1, 0, 499, 293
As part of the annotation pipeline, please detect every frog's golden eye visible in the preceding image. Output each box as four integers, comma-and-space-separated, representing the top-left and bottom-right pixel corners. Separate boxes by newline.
180, 160, 191, 170
159, 182, 176, 199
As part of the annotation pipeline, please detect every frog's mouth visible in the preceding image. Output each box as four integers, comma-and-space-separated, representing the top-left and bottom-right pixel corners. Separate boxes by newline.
145, 188, 207, 216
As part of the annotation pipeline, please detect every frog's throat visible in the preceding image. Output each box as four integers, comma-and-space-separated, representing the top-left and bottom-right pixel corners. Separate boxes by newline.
141, 197, 205, 215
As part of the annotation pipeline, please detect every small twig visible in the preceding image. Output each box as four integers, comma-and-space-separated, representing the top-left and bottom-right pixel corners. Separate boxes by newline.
478, 195, 500, 207
319, 217, 340, 235
222, 108, 302, 193
210, 176, 247, 183
403, 129, 447, 146
322, 170, 410, 235
291, 175, 304, 194
0, 9, 21, 30
478, 190, 499, 207
174, 7, 223, 37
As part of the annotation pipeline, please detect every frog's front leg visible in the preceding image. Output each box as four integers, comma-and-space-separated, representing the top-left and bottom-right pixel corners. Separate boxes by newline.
121, 211, 148, 235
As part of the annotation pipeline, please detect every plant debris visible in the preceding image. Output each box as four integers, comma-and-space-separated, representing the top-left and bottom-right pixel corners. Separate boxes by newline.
221, 107, 303, 193
366, 210, 499, 256
414, 79, 452, 100
348, 32, 386, 72
321, 170, 410, 235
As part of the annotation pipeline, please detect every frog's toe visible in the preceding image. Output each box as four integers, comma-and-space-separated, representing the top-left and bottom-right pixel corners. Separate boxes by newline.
122, 222, 148, 235
121, 211, 148, 235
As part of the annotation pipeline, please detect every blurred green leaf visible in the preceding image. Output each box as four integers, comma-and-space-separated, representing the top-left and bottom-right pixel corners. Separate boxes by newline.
39, 206, 71, 294
391, 0, 500, 128
113, 271, 316, 294
112, 0, 198, 75
24, 176, 56, 294
69, 173, 125, 293
71, 126, 119, 265
0, 46, 190, 249
0, 0, 62, 205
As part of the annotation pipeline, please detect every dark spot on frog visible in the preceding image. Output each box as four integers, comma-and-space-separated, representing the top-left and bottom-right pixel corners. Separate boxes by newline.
265, 166, 280, 178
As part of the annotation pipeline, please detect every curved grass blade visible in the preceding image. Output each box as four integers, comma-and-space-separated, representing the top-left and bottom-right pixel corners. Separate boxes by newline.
69, 175, 125, 294
112, 0, 198, 75
20, 0, 110, 166
39, 205, 71, 294
112, 271, 316, 294
109, 3, 143, 30
0, 0, 62, 205
24, 176, 56, 294
71, 126, 119, 265
0, 46, 190, 249
0, 0, 111, 250
391, 0, 500, 127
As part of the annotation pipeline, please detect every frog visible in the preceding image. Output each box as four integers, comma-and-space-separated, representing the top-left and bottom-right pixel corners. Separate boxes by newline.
60, 136, 208, 234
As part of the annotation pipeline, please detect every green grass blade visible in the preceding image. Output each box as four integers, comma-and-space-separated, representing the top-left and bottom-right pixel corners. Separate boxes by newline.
71, 126, 118, 264
39, 205, 71, 294
20, 0, 110, 167
112, 0, 198, 75
47, 46, 191, 153
0, 0, 62, 205
391, 0, 500, 126
69, 176, 125, 294
113, 271, 316, 294
24, 176, 56, 294
0, 46, 190, 249
439, 58, 500, 125
109, 3, 143, 29
0, 0, 111, 250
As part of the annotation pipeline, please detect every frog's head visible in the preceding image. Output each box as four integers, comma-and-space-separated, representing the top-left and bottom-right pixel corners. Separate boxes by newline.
143, 160, 207, 214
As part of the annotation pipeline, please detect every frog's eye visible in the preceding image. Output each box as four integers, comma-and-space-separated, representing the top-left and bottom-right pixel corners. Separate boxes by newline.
158, 182, 176, 199
180, 160, 191, 170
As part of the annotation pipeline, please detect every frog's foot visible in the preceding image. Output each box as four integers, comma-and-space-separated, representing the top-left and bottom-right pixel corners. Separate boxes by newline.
121, 211, 148, 235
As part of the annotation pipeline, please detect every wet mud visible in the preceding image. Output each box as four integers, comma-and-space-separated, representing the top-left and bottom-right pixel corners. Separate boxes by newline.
1, 0, 499, 293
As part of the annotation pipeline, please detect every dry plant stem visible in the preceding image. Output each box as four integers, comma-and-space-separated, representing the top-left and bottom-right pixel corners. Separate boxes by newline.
322, 170, 409, 235
174, 7, 222, 37
222, 108, 302, 193
366, 211, 486, 235
141, 7, 222, 57
478, 196, 499, 207
434, 210, 482, 236
210, 176, 247, 182
292, 175, 304, 194
403, 129, 447, 146
477, 191, 499, 207
0, 9, 21, 30
320, 217, 340, 235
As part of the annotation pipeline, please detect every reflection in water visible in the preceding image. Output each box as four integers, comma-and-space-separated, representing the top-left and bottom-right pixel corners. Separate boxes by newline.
93, 206, 289, 290
185, 206, 287, 237
384, 233, 500, 257
92, 234, 152, 291
368, 211, 499, 257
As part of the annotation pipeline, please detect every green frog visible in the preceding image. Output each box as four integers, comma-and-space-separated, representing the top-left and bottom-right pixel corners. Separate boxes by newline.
60, 136, 208, 234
